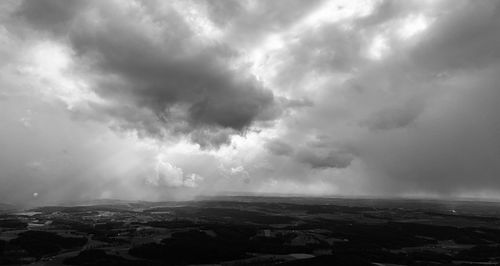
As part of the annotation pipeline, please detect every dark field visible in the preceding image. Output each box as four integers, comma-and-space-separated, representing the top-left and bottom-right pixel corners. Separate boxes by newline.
2, 196, 500, 265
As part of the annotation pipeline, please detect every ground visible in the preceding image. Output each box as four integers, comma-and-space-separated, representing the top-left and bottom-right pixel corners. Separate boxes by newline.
1, 196, 500, 265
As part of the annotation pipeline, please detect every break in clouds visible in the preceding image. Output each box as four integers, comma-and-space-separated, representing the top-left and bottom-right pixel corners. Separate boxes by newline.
1, 0, 500, 205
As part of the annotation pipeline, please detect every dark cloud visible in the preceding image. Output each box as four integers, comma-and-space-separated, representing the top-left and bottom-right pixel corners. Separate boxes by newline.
266, 140, 294, 156
361, 103, 422, 131
16, 0, 278, 147
16, 0, 86, 31
296, 149, 353, 169
190, 128, 234, 149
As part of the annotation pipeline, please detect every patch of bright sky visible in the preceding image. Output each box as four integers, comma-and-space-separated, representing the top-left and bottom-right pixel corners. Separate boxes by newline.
302, 0, 379, 28
164, 137, 206, 155
245, 0, 435, 90
246, 0, 379, 96
366, 13, 433, 60
149, 153, 184, 187
19, 41, 104, 109
170, 0, 223, 43
211, 132, 264, 163
397, 14, 433, 39
204, 127, 279, 178
367, 34, 389, 60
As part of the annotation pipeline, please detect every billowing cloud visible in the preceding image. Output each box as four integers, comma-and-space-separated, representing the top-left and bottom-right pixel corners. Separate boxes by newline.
145, 155, 204, 188
16, 0, 279, 147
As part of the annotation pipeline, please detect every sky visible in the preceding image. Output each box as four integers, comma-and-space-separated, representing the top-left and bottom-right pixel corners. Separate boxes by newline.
1, 0, 500, 205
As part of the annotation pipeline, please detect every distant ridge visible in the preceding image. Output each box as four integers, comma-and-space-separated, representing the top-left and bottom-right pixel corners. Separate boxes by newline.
65, 198, 144, 206
3, 193, 500, 210
0, 202, 18, 211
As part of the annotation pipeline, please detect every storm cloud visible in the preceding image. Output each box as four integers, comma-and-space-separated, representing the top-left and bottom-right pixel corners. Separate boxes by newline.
16, 0, 278, 145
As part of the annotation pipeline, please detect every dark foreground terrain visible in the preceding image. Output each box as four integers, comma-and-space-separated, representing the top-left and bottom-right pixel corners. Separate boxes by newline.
2, 196, 500, 265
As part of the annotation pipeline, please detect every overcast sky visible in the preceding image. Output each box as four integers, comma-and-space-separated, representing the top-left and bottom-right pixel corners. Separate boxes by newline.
1, 0, 500, 205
